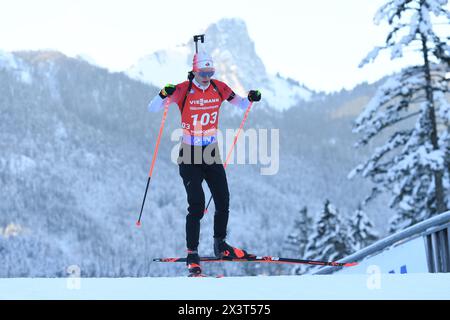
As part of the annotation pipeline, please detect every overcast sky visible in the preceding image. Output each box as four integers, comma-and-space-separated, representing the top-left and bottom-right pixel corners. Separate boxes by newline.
1, 0, 447, 92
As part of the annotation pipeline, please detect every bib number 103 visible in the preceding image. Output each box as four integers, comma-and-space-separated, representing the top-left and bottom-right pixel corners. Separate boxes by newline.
191, 112, 218, 126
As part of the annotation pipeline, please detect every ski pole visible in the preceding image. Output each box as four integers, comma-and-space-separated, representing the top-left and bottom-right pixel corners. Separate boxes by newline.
137, 34, 206, 226
136, 100, 170, 226
204, 101, 254, 213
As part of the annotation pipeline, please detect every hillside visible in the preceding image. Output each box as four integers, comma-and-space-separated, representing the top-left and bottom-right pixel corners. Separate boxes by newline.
0, 49, 391, 277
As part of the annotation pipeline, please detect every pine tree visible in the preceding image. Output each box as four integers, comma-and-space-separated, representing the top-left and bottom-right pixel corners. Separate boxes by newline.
283, 206, 313, 274
284, 206, 313, 256
348, 205, 379, 251
304, 200, 354, 268
350, 0, 450, 233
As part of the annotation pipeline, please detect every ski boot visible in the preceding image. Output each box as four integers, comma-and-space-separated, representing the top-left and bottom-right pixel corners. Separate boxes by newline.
186, 250, 202, 275
214, 238, 249, 259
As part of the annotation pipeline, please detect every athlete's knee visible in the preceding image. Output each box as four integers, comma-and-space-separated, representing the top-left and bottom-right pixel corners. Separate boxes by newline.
215, 190, 229, 212
214, 200, 229, 216
187, 203, 205, 220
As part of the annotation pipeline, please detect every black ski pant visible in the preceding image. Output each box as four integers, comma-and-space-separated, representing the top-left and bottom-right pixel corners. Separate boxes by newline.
178, 143, 229, 251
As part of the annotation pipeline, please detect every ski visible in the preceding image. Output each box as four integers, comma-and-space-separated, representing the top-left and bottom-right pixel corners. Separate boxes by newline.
154, 255, 358, 267
188, 273, 224, 278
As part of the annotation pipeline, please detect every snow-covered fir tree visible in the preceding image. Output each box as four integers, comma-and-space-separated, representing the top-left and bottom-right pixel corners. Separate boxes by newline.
283, 206, 313, 274
284, 206, 313, 256
304, 200, 354, 270
348, 205, 379, 251
350, 0, 450, 233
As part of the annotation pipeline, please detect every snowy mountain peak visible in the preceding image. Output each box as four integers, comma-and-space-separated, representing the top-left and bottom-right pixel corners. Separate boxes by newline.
126, 18, 313, 111
127, 45, 192, 88
199, 18, 268, 93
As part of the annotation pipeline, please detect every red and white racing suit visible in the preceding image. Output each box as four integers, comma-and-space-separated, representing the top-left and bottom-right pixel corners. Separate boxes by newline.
148, 78, 250, 146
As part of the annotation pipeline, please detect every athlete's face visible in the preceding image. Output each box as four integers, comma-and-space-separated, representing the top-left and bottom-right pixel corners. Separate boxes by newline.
194, 68, 215, 86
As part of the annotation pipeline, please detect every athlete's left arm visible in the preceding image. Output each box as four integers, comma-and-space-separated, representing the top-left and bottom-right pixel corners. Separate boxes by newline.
218, 81, 252, 110
227, 92, 251, 110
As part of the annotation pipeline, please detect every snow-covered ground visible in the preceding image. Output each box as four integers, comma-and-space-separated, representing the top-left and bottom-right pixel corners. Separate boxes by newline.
2, 273, 449, 300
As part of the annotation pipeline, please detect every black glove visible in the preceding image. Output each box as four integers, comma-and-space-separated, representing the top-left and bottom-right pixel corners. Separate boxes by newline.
159, 84, 176, 98
248, 90, 261, 102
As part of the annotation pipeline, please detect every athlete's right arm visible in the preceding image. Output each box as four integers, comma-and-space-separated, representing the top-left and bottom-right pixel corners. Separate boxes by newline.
147, 84, 177, 112
147, 95, 166, 112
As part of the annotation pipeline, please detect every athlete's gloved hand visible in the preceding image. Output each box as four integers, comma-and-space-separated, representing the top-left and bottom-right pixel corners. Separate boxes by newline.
248, 90, 261, 102
159, 84, 176, 98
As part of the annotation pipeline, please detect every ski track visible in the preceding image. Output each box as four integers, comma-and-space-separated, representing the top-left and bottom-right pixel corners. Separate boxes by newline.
1, 273, 449, 300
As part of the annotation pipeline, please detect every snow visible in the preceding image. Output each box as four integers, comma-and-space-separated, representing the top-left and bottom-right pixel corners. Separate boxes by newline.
1, 273, 450, 299
365, 0, 448, 67
0, 50, 18, 69
75, 53, 99, 67
0, 50, 32, 84
263, 74, 312, 111
8, 154, 37, 174
54, 121, 68, 140
127, 45, 192, 88
0, 224, 24, 239
19, 71, 32, 84
359, 46, 382, 67
436, 90, 450, 122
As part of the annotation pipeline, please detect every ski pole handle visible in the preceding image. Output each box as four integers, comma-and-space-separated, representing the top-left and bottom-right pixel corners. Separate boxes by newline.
193, 34, 205, 53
